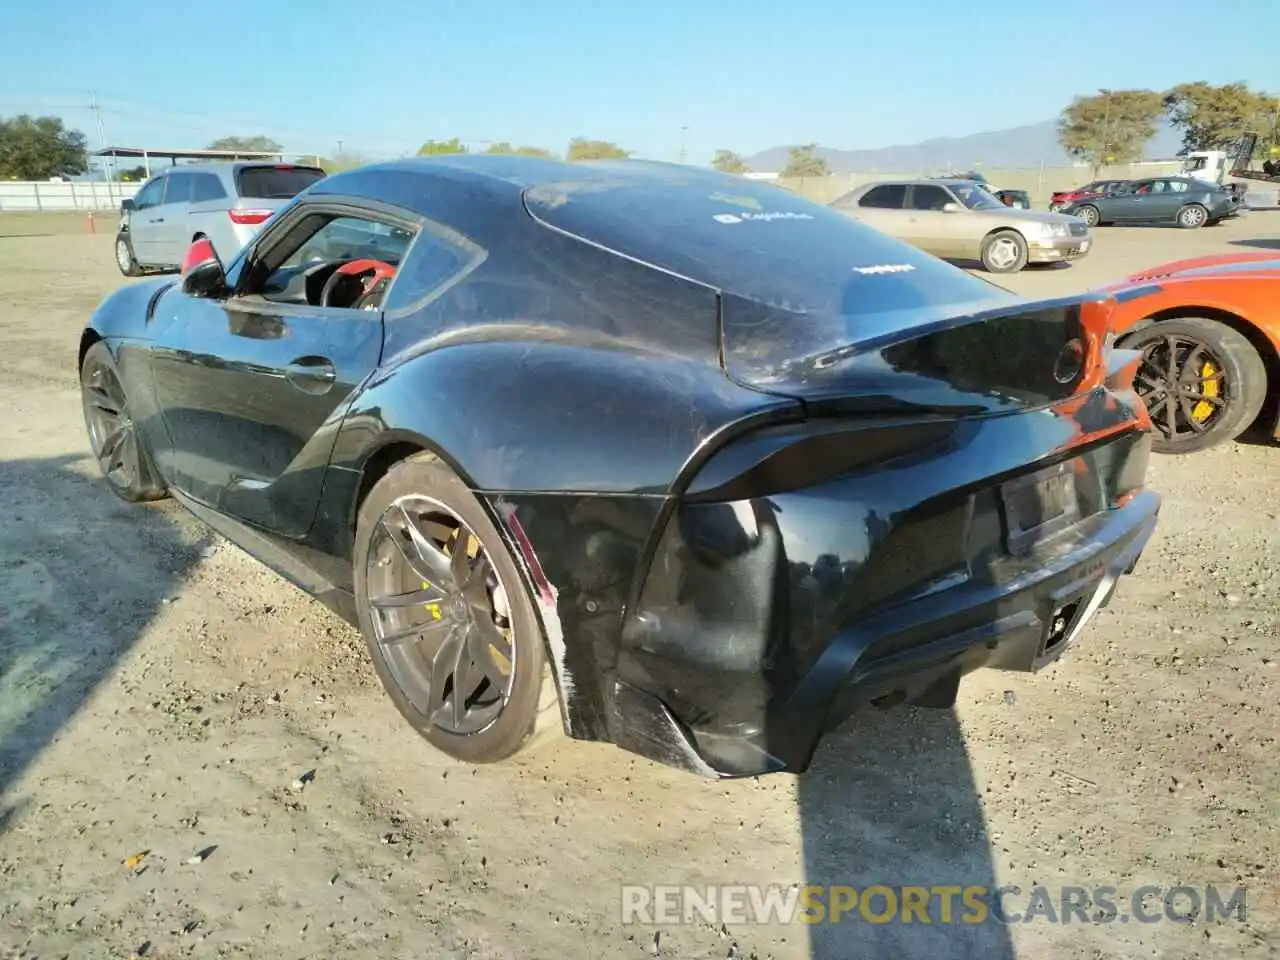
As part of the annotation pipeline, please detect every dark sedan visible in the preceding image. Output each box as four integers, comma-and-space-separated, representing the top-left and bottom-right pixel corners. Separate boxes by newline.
1061, 176, 1239, 228
78, 155, 1160, 778
1048, 179, 1130, 213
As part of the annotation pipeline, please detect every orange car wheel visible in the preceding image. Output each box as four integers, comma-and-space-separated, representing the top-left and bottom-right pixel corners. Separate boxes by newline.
1122, 318, 1268, 454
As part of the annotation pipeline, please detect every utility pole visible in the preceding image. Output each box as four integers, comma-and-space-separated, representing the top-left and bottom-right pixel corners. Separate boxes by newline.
89, 90, 113, 181
337, 138, 344, 158
677, 126, 688, 164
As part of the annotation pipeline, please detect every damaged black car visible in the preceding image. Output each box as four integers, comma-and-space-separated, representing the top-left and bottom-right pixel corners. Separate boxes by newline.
78, 155, 1160, 778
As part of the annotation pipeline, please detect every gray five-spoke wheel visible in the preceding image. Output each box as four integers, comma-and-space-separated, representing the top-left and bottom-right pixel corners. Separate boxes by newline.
82, 354, 144, 491
365, 495, 516, 736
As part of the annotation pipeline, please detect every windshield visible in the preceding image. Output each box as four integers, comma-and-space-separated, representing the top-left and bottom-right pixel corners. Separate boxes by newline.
949, 181, 1005, 211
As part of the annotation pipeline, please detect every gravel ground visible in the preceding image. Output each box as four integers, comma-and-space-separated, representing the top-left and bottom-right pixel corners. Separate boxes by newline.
0, 214, 1277, 960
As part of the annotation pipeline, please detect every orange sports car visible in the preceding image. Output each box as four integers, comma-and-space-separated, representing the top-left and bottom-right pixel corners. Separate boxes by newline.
1099, 251, 1280, 454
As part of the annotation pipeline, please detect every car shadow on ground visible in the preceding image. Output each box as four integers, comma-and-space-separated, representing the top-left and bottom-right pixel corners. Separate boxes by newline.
0, 454, 201, 835
798, 706, 1014, 959
1229, 238, 1280, 250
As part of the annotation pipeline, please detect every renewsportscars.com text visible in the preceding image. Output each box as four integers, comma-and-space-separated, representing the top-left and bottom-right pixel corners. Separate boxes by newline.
620, 884, 1248, 926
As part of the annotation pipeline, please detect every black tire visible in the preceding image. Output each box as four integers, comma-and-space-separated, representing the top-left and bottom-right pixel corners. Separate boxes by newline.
79, 341, 168, 501
114, 232, 141, 277
353, 452, 550, 763
979, 229, 1028, 274
1121, 318, 1268, 454
1176, 203, 1209, 229
1076, 204, 1101, 228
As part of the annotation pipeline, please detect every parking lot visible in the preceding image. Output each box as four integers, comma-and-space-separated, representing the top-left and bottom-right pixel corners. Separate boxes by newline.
1, 213, 1277, 959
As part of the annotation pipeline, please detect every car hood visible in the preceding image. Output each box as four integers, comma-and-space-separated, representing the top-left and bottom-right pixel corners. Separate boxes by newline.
975, 207, 1085, 226
1109, 252, 1280, 287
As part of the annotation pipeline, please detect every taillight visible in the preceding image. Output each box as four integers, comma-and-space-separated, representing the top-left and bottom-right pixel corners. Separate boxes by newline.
228, 208, 273, 225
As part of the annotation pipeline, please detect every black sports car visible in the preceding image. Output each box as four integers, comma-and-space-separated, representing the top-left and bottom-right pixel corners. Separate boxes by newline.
79, 155, 1161, 778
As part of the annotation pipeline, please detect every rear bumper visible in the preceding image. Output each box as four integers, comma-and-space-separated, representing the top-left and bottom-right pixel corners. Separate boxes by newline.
612, 487, 1158, 778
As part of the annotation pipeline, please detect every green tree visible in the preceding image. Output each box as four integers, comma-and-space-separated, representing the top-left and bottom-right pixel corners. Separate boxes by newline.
1057, 89, 1165, 175
207, 135, 283, 154
0, 114, 88, 180
712, 149, 749, 174
1163, 82, 1280, 153
485, 142, 555, 158
565, 137, 631, 161
319, 153, 368, 173
118, 164, 148, 182
418, 137, 469, 156
780, 143, 827, 178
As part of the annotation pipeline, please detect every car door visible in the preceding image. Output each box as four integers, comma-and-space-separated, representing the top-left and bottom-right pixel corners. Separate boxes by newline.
147, 201, 419, 537
1108, 179, 1154, 222
153, 171, 195, 265
838, 183, 909, 237
903, 183, 965, 257
1148, 178, 1192, 220
126, 176, 169, 262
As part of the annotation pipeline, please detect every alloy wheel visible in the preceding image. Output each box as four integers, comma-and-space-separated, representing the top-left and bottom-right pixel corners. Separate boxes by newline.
82, 356, 145, 491
116, 239, 133, 273
364, 495, 516, 735
1133, 334, 1228, 443
987, 237, 1020, 270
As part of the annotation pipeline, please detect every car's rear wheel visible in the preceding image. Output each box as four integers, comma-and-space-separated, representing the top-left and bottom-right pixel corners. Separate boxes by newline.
79, 341, 168, 501
1048, 202, 1063, 212
1176, 203, 1209, 229
353, 453, 551, 763
1076, 204, 1101, 228
114, 233, 141, 277
980, 229, 1028, 273
1122, 318, 1268, 454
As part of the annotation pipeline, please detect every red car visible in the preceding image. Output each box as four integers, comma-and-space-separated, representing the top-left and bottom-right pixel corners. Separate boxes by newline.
1049, 179, 1130, 212
1099, 251, 1280, 454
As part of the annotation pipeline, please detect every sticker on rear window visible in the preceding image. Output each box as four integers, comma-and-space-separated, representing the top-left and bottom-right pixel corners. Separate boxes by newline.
711, 211, 815, 224
852, 263, 917, 275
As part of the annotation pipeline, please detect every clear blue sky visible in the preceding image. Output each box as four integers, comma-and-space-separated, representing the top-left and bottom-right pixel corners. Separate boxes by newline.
1, 0, 1276, 164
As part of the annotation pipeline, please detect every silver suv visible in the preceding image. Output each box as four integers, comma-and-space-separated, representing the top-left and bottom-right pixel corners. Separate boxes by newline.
114, 161, 327, 276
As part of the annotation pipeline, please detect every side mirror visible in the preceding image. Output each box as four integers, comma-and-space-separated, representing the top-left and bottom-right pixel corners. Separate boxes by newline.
180, 238, 227, 298
121, 198, 136, 213
941, 202, 963, 213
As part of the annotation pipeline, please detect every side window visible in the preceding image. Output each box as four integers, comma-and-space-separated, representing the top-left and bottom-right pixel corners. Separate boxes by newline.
245, 212, 418, 311
192, 174, 227, 203
383, 225, 484, 312
134, 178, 165, 209
1167, 179, 1189, 193
1133, 180, 1153, 194
859, 184, 907, 209
163, 173, 193, 205
908, 184, 956, 211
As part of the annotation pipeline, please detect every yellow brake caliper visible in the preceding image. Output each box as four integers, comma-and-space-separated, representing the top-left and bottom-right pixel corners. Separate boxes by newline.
1192, 359, 1220, 423
431, 533, 512, 677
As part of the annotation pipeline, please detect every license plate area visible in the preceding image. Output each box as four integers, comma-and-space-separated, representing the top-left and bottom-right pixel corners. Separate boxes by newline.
1000, 461, 1080, 557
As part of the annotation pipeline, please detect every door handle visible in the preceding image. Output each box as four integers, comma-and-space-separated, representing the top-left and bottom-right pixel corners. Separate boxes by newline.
285, 356, 336, 393
150, 217, 165, 223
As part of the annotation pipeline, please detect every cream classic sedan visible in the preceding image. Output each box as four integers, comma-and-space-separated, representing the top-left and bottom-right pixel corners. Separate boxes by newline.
830, 178, 1092, 274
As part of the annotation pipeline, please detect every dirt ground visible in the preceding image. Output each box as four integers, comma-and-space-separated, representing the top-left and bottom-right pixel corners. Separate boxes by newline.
1, 212, 1278, 960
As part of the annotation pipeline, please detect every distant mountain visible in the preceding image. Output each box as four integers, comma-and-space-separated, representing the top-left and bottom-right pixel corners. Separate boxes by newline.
744, 120, 1184, 173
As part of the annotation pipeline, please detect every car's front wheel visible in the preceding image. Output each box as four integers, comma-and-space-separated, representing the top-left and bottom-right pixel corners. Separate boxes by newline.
353, 452, 552, 763
980, 229, 1028, 273
1122, 318, 1268, 454
1075, 204, 1101, 228
114, 232, 141, 277
80, 341, 168, 501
